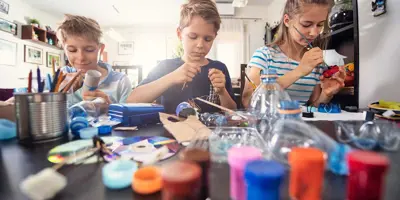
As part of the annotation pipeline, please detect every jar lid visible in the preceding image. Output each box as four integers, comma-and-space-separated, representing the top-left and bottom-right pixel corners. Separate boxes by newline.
347, 150, 389, 171
161, 161, 201, 194
245, 160, 285, 187
132, 166, 162, 195
289, 147, 325, 167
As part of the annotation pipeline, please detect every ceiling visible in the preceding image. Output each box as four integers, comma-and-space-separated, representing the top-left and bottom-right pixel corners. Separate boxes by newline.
22, 0, 274, 27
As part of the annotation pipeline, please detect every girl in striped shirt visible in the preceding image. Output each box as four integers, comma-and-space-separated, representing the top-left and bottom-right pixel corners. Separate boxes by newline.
242, 0, 346, 107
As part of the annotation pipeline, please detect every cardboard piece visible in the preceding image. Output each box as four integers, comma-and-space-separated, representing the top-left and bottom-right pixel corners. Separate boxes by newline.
159, 113, 211, 143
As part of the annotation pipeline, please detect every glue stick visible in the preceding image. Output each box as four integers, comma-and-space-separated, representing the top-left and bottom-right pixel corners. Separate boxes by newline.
346, 151, 389, 200
288, 147, 325, 200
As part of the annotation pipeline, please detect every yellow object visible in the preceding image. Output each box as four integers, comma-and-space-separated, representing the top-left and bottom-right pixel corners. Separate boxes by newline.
346, 63, 354, 72
379, 100, 400, 110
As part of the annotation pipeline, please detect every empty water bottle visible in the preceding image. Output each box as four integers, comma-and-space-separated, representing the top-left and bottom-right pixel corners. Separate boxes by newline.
68, 97, 107, 122
249, 69, 291, 136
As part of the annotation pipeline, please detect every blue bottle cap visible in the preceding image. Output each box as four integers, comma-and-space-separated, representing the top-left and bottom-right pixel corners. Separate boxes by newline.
261, 69, 278, 75
79, 127, 98, 139
0, 119, 16, 140
245, 160, 285, 187
176, 102, 192, 116
98, 125, 112, 135
70, 117, 89, 136
280, 100, 300, 110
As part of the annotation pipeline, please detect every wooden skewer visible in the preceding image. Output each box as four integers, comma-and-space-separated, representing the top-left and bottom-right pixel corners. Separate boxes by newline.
195, 97, 248, 119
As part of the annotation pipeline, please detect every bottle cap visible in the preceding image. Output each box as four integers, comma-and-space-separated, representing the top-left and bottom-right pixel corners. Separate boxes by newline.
228, 146, 263, 169
70, 116, 89, 136
132, 166, 162, 194
102, 160, 138, 189
245, 160, 285, 187
79, 127, 98, 139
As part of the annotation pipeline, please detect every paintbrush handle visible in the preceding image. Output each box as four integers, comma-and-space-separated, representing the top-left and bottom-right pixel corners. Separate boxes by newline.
61, 71, 82, 93
195, 97, 248, 119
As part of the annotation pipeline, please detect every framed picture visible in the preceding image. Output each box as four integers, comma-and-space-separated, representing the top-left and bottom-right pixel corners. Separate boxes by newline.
24, 45, 43, 65
0, 18, 17, 35
46, 52, 61, 68
0, 38, 17, 66
113, 61, 129, 66
0, 0, 9, 14
118, 41, 134, 55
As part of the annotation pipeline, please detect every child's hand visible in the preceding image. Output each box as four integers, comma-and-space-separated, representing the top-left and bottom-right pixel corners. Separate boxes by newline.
320, 66, 346, 97
59, 72, 84, 92
298, 47, 324, 76
83, 90, 112, 104
208, 69, 226, 94
172, 62, 202, 84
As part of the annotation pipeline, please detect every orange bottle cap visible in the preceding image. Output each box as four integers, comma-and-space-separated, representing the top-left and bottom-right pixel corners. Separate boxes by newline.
132, 166, 162, 195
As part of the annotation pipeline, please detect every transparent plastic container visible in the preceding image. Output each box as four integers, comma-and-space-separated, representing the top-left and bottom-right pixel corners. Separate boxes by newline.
335, 120, 400, 151
198, 127, 267, 163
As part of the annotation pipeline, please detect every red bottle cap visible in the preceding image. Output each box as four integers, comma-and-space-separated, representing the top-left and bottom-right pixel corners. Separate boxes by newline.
347, 150, 389, 172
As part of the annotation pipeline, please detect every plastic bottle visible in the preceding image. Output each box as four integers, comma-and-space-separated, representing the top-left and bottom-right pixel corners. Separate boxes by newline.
249, 69, 291, 136
68, 97, 107, 121
244, 160, 285, 200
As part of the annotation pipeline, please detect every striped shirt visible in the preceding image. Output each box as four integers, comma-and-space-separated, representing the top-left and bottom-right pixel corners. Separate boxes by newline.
249, 45, 323, 104
61, 61, 133, 107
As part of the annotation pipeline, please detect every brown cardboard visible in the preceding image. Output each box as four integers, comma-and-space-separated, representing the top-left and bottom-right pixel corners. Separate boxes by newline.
159, 113, 211, 143
0, 101, 15, 122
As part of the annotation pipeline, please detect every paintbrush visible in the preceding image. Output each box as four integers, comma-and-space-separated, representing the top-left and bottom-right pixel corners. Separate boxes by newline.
54, 72, 65, 92
50, 69, 60, 92
195, 97, 248, 119
293, 26, 329, 68
244, 72, 257, 89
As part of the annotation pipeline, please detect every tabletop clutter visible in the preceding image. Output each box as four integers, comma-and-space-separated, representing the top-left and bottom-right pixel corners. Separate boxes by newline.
0, 68, 399, 200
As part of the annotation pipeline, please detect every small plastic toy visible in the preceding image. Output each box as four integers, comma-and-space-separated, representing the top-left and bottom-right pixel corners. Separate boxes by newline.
323, 65, 340, 78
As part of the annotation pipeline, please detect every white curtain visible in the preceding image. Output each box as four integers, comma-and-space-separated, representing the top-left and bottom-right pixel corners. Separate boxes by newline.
209, 19, 246, 79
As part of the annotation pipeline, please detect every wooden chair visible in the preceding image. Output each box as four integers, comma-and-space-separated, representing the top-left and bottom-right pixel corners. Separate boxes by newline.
112, 65, 143, 88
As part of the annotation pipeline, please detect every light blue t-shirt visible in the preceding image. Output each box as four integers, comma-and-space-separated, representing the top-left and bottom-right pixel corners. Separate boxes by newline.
249, 45, 324, 104
61, 61, 132, 107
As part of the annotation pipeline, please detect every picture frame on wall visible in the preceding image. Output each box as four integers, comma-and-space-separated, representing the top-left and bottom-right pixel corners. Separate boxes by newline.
0, 38, 17, 66
118, 41, 134, 55
113, 61, 129, 66
0, 0, 9, 14
24, 45, 43, 65
0, 18, 17, 35
46, 52, 61, 68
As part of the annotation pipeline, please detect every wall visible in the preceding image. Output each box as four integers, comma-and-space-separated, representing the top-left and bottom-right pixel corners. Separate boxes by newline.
0, 0, 63, 88
357, 0, 400, 107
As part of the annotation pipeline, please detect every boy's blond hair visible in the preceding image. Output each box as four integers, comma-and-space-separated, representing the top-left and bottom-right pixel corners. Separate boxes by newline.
57, 14, 102, 45
179, 0, 221, 33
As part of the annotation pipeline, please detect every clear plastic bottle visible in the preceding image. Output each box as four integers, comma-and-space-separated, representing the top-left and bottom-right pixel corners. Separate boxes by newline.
249, 69, 291, 136
68, 97, 107, 121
